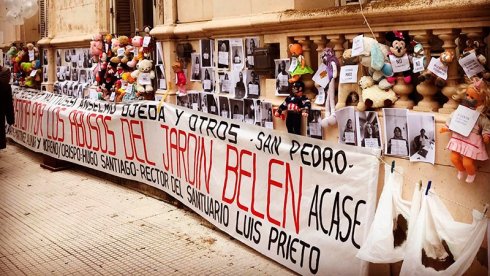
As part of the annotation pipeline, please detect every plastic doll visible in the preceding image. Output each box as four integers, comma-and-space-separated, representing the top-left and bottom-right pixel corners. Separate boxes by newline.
440, 78, 490, 183
288, 43, 314, 83
275, 81, 311, 135
172, 61, 186, 96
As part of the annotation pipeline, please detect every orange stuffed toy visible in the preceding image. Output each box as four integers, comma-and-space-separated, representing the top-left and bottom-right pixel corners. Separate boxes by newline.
440, 78, 490, 183
288, 43, 314, 83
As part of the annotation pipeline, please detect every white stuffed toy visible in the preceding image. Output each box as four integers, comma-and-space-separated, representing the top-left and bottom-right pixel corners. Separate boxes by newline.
131, 59, 155, 93
358, 75, 397, 111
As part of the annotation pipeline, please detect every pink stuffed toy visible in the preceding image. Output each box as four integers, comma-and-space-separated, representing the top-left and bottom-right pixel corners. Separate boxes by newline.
90, 34, 104, 62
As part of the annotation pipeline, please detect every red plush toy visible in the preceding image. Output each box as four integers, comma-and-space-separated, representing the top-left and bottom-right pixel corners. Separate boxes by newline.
172, 61, 186, 96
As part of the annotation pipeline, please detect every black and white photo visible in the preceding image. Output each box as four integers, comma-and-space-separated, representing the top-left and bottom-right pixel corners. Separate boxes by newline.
246, 70, 260, 98
229, 99, 244, 122
217, 39, 230, 69
232, 70, 246, 99
219, 72, 231, 93
408, 113, 435, 164
206, 94, 219, 115
383, 108, 409, 157
218, 96, 230, 119
56, 49, 62, 66
202, 68, 214, 92
188, 92, 201, 111
243, 98, 256, 124
245, 37, 259, 69
308, 109, 323, 139
200, 39, 213, 68
336, 106, 357, 146
177, 94, 191, 109
275, 59, 291, 96
260, 101, 273, 129
230, 39, 244, 71
356, 111, 382, 149
191, 53, 201, 81
156, 64, 167, 90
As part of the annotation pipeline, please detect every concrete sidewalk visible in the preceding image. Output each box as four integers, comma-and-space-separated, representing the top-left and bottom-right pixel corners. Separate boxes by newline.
0, 142, 295, 275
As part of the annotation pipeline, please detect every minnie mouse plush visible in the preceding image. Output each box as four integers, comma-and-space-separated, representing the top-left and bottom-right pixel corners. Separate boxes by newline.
385, 30, 412, 84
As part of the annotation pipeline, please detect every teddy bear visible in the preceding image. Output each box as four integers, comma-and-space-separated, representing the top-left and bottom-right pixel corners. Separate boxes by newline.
90, 34, 104, 63
172, 61, 187, 96
26, 43, 39, 61
418, 49, 455, 88
288, 43, 314, 83
104, 34, 113, 57
385, 30, 413, 84
357, 75, 397, 111
113, 35, 130, 58
131, 59, 155, 94
459, 38, 490, 82
141, 27, 155, 59
336, 49, 362, 110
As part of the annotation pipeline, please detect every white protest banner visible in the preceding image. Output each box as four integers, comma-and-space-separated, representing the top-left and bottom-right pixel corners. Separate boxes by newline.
7, 87, 381, 276
339, 65, 359, 84
427, 57, 448, 80
458, 52, 485, 78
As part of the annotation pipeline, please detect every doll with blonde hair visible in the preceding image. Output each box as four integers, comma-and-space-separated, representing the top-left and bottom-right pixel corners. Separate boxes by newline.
440, 78, 490, 183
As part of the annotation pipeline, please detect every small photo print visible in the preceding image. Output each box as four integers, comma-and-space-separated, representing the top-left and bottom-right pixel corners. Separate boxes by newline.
243, 98, 256, 125
232, 70, 246, 99
217, 39, 230, 69
230, 38, 244, 71
177, 94, 191, 109
202, 68, 215, 93
156, 64, 167, 90
229, 98, 244, 122
308, 109, 323, 139
191, 53, 202, 81
275, 59, 291, 96
218, 72, 232, 94
206, 94, 219, 115
246, 70, 260, 98
218, 96, 230, 119
188, 92, 201, 111
57, 66, 66, 82
383, 108, 409, 157
200, 39, 213, 68
78, 69, 89, 83
336, 106, 357, 146
245, 37, 259, 69
43, 66, 48, 83
356, 111, 382, 149
408, 113, 435, 164
260, 101, 274, 129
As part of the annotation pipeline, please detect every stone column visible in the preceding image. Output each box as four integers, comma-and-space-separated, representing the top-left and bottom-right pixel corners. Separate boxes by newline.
328, 34, 345, 66
294, 36, 316, 100
436, 29, 459, 114
412, 30, 438, 112
392, 31, 415, 109
45, 47, 56, 92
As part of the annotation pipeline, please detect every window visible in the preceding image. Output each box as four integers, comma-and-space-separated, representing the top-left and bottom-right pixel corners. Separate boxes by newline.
337, 0, 367, 5
113, 0, 134, 36
39, 0, 48, 38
